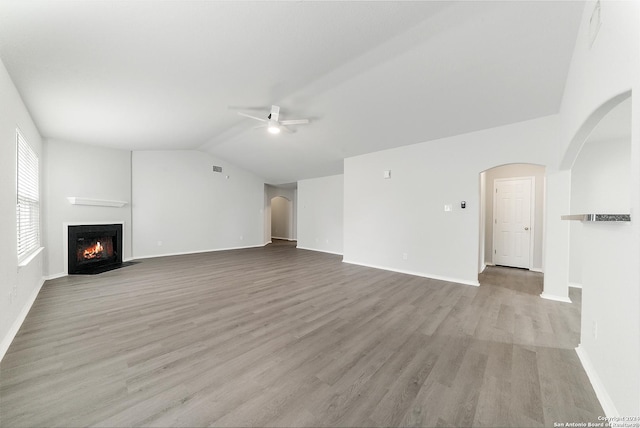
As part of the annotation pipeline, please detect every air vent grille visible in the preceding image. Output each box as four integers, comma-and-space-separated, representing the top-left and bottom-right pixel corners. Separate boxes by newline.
212, 165, 223, 173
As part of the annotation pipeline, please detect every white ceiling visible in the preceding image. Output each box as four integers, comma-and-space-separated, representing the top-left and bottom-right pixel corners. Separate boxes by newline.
0, 1, 584, 184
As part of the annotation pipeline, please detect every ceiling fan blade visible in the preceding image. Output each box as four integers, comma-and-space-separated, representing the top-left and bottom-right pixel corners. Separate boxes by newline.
238, 112, 267, 122
279, 119, 309, 125
279, 125, 292, 133
228, 105, 269, 112
252, 124, 268, 129
270, 105, 280, 122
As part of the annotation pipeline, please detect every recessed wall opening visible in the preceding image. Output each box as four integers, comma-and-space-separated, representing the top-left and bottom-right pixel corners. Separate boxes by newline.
479, 163, 546, 275
271, 196, 293, 241
264, 183, 298, 244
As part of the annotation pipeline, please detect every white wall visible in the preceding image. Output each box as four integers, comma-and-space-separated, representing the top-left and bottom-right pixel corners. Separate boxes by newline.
270, 196, 293, 240
0, 59, 44, 360
571, 138, 630, 215
556, 0, 640, 417
297, 174, 344, 255
43, 140, 132, 277
264, 185, 297, 243
343, 115, 559, 286
484, 163, 545, 271
132, 150, 265, 258
569, 136, 630, 286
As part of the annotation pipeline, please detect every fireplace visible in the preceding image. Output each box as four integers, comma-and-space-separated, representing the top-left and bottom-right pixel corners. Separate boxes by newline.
68, 224, 123, 274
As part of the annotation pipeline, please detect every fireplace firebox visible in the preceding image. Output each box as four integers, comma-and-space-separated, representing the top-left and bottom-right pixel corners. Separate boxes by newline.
68, 224, 123, 274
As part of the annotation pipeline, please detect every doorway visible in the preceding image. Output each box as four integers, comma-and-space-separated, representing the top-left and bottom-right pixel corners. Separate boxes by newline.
271, 196, 293, 241
480, 164, 545, 272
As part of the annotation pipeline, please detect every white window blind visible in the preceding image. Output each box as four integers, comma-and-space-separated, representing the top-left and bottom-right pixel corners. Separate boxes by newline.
16, 129, 40, 262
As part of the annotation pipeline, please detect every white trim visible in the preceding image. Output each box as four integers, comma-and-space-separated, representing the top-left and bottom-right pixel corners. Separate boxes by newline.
66, 197, 127, 207
0, 277, 45, 362
134, 244, 266, 260
296, 246, 343, 256
575, 345, 618, 417
569, 282, 583, 289
18, 246, 44, 268
342, 259, 480, 287
479, 263, 487, 273
271, 237, 296, 241
47, 256, 134, 280
540, 292, 572, 303
529, 267, 544, 273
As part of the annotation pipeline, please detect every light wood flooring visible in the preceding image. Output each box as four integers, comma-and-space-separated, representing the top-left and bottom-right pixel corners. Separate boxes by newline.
0, 240, 602, 427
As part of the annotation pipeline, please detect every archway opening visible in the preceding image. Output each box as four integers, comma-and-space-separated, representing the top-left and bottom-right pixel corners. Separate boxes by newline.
270, 196, 294, 241
479, 163, 546, 276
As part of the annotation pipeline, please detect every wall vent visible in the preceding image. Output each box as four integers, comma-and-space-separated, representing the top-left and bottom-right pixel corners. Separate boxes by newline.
212, 165, 223, 173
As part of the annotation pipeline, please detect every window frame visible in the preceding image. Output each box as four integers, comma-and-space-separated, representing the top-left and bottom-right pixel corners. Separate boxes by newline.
16, 128, 40, 264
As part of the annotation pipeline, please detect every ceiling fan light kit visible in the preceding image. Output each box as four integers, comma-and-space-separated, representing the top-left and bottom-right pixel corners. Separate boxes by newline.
237, 105, 309, 135
268, 123, 281, 134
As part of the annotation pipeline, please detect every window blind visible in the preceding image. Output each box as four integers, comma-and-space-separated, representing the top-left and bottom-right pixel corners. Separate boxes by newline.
16, 129, 40, 262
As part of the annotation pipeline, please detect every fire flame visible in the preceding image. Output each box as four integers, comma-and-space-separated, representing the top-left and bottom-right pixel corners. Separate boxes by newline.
83, 241, 103, 260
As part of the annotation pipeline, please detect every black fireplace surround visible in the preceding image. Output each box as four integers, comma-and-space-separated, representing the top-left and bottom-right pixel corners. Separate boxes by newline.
68, 224, 123, 274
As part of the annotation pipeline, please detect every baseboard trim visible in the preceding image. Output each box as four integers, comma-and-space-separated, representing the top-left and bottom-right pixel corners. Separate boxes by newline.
134, 244, 266, 260
540, 292, 572, 303
272, 237, 296, 242
296, 246, 343, 256
569, 282, 583, 289
44, 272, 66, 280
529, 267, 544, 273
342, 260, 480, 287
0, 277, 46, 363
575, 345, 618, 417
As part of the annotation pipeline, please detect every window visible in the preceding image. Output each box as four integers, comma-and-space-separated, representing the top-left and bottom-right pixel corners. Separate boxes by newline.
16, 129, 40, 262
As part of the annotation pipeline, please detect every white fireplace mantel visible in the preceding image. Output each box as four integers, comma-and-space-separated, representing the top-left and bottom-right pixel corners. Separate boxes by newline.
66, 197, 128, 208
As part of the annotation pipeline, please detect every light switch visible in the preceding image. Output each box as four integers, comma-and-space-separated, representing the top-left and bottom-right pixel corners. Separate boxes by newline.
444, 204, 452, 212
383, 170, 391, 179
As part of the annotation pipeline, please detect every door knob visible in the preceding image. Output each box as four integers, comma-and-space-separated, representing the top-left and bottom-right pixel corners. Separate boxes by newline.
524, 227, 529, 231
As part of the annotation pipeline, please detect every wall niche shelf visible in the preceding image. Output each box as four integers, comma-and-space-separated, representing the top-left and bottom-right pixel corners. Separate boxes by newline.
67, 197, 128, 208
561, 214, 630, 222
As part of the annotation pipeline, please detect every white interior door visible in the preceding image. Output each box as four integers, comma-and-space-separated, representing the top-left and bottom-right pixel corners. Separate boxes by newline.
493, 178, 532, 269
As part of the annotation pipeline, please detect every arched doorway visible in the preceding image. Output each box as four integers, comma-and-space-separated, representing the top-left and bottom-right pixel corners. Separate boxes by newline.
479, 163, 546, 273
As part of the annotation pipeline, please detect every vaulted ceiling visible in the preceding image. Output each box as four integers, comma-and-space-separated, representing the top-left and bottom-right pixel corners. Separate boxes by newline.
0, 1, 584, 184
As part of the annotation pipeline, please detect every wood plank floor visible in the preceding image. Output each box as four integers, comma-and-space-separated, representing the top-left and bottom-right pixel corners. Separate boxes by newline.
0, 240, 603, 427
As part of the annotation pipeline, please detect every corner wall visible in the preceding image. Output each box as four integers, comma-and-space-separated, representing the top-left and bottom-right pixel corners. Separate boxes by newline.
0, 59, 44, 360
343, 115, 559, 286
557, 0, 640, 417
297, 174, 344, 255
132, 150, 265, 258
43, 140, 132, 278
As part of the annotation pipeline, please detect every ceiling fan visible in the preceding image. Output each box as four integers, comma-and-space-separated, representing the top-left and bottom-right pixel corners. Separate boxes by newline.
237, 105, 309, 134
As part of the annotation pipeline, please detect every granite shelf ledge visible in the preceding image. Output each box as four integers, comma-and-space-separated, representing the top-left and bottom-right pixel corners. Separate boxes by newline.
561, 214, 630, 222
